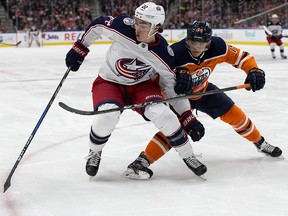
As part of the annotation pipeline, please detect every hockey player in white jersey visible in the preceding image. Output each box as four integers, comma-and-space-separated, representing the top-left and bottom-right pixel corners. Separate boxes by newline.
27, 25, 41, 47
65, 2, 207, 179
265, 14, 287, 59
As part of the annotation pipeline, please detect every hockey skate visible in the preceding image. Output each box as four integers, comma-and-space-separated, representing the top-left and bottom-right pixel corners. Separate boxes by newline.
124, 151, 153, 180
254, 137, 283, 159
281, 54, 287, 59
271, 52, 276, 59
85, 150, 102, 177
183, 155, 207, 180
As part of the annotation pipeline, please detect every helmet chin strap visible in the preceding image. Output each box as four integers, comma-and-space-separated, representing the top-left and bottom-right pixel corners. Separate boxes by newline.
143, 26, 158, 43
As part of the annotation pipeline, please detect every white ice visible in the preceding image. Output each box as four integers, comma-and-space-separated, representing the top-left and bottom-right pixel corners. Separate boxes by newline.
1, 44, 288, 216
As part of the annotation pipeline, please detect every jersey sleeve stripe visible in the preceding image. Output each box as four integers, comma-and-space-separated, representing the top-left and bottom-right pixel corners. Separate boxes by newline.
233, 50, 244, 66
82, 24, 136, 45
237, 54, 254, 69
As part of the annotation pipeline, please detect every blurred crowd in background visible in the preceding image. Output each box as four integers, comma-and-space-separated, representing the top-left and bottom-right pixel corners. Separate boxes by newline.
0, 0, 287, 33
166, 0, 288, 29
0, 0, 92, 32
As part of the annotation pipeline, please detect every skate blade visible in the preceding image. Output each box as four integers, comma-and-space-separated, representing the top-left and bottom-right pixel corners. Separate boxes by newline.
198, 174, 207, 181
88, 176, 94, 181
266, 155, 285, 160
193, 153, 203, 158
259, 151, 285, 160
123, 168, 151, 180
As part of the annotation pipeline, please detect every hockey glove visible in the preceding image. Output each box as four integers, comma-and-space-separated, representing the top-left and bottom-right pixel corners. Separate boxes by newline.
65, 40, 90, 71
174, 67, 193, 95
244, 68, 265, 92
179, 110, 205, 142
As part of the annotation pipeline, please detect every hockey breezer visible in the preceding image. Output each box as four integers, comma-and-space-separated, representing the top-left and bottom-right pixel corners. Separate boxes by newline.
59, 83, 251, 116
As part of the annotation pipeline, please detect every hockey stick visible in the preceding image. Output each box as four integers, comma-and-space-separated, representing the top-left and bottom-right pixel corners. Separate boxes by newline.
59, 83, 251, 116
0, 41, 22, 46
3, 67, 71, 193
280, 34, 288, 38
262, 25, 273, 36
234, 2, 288, 24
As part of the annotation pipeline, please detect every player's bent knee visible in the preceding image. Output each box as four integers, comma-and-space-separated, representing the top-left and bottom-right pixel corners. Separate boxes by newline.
220, 105, 244, 125
92, 103, 120, 136
144, 104, 180, 135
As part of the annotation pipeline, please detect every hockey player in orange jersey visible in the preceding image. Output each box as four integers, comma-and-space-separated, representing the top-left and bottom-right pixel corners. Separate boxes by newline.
124, 20, 283, 180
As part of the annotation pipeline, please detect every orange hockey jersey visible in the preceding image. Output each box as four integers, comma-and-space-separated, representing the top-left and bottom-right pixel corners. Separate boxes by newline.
171, 36, 258, 99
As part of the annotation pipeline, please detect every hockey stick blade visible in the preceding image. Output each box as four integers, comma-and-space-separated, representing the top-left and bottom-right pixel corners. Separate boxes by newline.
3, 177, 11, 193
0, 41, 22, 46
59, 83, 251, 116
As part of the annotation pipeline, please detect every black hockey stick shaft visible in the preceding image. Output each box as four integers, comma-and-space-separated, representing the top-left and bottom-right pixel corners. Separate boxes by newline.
3, 67, 71, 193
59, 83, 251, 116
0, 41, 22, 46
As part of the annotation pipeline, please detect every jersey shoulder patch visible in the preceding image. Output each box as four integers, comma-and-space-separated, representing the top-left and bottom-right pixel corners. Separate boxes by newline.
123, 17, 134, 26
167, 45, 174, 56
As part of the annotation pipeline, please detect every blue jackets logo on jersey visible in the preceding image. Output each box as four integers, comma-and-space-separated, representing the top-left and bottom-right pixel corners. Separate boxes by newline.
115, 58, 152, 80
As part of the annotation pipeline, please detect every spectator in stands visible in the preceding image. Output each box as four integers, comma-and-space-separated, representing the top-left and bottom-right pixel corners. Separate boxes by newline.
4, 0, 92, 32
0, 20, 6, 33
2, 0, 287, 31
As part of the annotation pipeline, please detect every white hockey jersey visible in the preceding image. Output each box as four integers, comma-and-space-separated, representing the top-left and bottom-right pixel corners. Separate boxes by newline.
267, 21, 283, 36
80, 15, 190, 114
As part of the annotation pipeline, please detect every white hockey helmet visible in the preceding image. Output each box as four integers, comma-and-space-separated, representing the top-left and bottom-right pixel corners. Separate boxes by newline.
135, 2, 165, 29
271, 14, 278, 19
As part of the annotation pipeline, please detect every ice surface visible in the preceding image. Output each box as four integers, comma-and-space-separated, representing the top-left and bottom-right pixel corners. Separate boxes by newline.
1, 44, 288, 216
